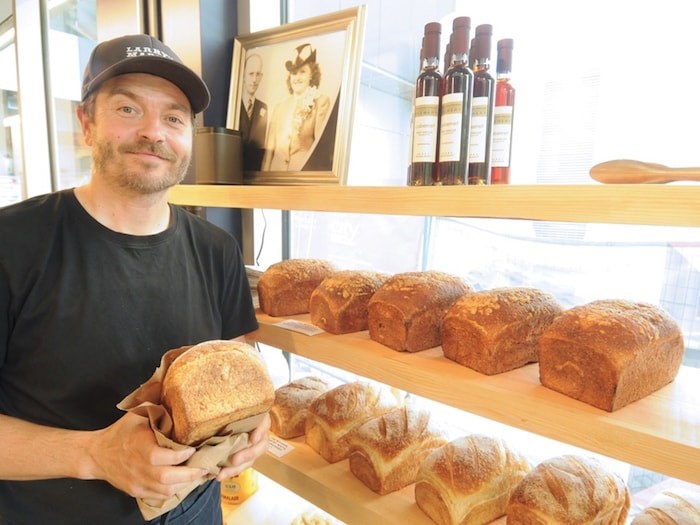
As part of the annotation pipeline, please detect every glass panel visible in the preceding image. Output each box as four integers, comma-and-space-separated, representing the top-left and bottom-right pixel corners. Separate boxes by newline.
47, 0, 97, 190
0, 18, 22, 206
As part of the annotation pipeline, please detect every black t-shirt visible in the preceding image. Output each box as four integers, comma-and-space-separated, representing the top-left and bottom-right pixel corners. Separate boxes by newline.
0, 190, 258, 524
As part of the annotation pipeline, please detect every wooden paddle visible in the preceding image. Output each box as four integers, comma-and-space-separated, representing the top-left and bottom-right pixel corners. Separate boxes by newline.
589, 159, 700, 184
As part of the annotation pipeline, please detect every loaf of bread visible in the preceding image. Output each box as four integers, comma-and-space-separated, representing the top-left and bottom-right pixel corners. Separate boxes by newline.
367, 271, 471, 352
309, 270, 389, 334
305, 381, 398, 463
441, 287, 563, 375
414, 434, 530, 525
538, 299, 684, 411
258, 258, 337, 317
347, 404, 447, 495
161, 340, 275, 445
270, 376, 331, 439
506, 454, 630, 524
631, 488, 700, 524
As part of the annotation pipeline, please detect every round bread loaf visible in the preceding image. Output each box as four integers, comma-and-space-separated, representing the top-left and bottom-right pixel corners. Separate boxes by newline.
162, 340, 275, 445
270, 376, 331, 439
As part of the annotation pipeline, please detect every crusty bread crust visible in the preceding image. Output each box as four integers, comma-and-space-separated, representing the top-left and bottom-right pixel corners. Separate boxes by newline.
304, 382, 398, 463
441, 287, 563, 375
347, 405, 447, 495
309, 270, 389, 334
506, 455, 630, 524
258, 259, 337, 317
270, 376, 331, 439
630, 488, 700, 524
162, 340, 275, 445
415, 434, 530, 525
367, 271, 471, 352
538, 299, 684, 411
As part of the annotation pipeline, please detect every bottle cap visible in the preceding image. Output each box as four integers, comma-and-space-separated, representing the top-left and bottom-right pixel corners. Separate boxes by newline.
497, 38, 513, 73
423, 22, 441, 60
451, 16, 470, 55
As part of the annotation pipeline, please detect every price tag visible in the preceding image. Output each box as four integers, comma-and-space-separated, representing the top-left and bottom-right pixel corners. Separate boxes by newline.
267, 435, 294, 458
274, 319, 324, 336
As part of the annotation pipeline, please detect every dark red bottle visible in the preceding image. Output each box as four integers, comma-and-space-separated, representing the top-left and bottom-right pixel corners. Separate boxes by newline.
408, 22, 442, 186
491, 38, 516, 184
437, 16, 474, 185
467, 24, 496, 185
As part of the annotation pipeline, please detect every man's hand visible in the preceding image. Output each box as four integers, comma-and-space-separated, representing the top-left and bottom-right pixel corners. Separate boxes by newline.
216, 412, 271, 481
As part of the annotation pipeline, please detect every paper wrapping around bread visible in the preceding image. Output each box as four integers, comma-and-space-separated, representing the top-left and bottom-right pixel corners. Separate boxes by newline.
367, 271, 472, 352
162, 340, 275, 446
257, 258, 337, 316
441, 287, 563, 375
630, 488, 700, 524
270, 376, 331, 439
118, 342, 269, 520
305, 381, 398, 463
538, 299, 685, 411
414, 434, 530, 525
347, 404, 447, 495
309, 270, 389, 334
506, 455, 630, 525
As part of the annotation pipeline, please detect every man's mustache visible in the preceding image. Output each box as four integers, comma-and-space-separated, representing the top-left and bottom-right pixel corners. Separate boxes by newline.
119, 141, 177, 162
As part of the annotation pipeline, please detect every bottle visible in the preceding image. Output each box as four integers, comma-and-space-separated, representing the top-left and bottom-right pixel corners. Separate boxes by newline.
491, 39, 516, 184
467, 24, 496, 185
220, 467, 259, 506
408, 22, 442, 186
437, 16, 474, 185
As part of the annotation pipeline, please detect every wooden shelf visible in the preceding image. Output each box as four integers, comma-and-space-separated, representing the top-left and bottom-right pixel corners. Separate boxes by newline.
246, 312, 700, 485
168, 183, 700, 227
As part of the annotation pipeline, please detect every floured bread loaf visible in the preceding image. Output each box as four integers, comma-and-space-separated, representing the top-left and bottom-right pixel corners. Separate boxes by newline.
270, 376, 331, 439
538, 299, 684, 411
305, 381, 398, 463
258, 258, 337, 316
347, 404, 447, 495
631, 488, 700, 524
506, 455, 630, 524
441, 287, 563, 375
415, 434, 530, 525
367, 271, 471, 352
309, 270, 389, 334
162, 340, 275, 445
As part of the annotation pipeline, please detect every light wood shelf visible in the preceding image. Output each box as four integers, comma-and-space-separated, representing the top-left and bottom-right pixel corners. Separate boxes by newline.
246, 312, 700, 486
168, 183, 700, 227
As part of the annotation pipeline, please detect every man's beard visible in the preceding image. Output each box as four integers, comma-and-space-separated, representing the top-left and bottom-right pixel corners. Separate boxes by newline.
92, 138, 190, 194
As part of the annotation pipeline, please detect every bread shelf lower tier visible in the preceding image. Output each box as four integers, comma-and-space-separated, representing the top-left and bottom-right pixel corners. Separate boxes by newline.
246, 312, 700, 485
168, 183, 700, 227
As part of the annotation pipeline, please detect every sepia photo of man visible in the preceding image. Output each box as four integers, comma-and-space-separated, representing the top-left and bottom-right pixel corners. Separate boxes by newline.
239, 53, 268, 171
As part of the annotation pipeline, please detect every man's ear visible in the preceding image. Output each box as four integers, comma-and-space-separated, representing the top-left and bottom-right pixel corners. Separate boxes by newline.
76, 105, 93, 146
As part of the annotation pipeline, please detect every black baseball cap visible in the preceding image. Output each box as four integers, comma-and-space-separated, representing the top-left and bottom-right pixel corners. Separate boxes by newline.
81, 34, 211, 114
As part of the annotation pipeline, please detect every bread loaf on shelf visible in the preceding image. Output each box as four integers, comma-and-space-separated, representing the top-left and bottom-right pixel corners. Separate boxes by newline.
347, 404, 447, 495
305, 381, 398, 463
538, 299, 685, 411
367, 271, 471, 352
631, 488, 700, 524
309, 270, 389, 334
441, 287, 563, 375
257, 258, 337, 317
506, 454, 630, 524
270, 376, 331, 439
414, 434, 530, 525
161, 340, 275, 445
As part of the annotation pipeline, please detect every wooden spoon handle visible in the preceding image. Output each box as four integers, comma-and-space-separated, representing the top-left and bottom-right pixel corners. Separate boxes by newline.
590, 159, 700, 184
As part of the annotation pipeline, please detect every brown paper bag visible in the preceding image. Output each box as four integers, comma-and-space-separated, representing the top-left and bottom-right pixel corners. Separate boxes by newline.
117, 345, 267, 520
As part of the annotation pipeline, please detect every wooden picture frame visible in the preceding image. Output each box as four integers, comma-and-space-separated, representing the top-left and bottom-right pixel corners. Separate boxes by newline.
227, 6, 367, 185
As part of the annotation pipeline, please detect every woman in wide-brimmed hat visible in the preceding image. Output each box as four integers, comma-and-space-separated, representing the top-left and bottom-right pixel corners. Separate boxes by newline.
262, 43, 331, 171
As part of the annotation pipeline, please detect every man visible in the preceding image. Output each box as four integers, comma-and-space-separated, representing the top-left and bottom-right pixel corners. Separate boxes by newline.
239, 53, 268, 171
0, 34, 269, 524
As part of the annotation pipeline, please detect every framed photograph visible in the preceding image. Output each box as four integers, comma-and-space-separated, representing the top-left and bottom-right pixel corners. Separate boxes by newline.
227, 6, 367, 185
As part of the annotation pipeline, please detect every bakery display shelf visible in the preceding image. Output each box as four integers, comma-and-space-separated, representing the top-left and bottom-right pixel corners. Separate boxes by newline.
168, 183, 700, 227
245, 312, 700, 485
254, 436, 506, 525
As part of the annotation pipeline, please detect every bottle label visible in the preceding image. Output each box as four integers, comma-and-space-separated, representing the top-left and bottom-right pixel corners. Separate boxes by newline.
411, 96, 440, 163
491, 105, 514, 167
438, 92, 464, 162
469, 96, 489, 163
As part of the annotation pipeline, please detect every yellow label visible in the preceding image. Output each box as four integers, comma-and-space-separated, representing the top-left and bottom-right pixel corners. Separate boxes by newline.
221, 468, 258, 505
